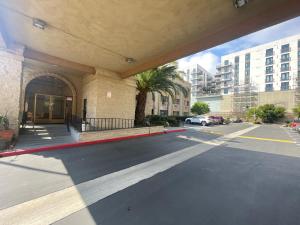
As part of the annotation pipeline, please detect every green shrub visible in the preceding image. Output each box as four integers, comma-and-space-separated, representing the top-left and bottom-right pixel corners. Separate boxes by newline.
293, 105, 300, 119
191, 102, 210, 115
246, 104, 286, 123
145, 115, 181, 127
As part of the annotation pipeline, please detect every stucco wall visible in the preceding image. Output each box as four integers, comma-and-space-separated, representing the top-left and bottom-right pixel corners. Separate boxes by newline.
82, 69, 136, 119
220, 95, 233, 112
72, 126, 164, 142
0, 48, 23, 131
258, 90, 295, 113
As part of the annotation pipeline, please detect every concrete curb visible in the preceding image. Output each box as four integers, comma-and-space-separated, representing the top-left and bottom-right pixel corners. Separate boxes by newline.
0, 129, 186, 158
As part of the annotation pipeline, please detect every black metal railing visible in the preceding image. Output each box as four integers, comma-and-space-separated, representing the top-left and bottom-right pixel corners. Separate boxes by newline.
70, 116, 135, 132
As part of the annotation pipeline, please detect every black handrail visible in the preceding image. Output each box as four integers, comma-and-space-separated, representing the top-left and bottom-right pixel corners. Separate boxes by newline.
70, 115, 135, 132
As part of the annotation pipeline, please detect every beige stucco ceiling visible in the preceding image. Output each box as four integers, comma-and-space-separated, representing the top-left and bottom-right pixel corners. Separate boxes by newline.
0, 0, 300, 77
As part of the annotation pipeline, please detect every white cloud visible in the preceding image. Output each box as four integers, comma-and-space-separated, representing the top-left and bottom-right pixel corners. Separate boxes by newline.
177, 51, 219, 74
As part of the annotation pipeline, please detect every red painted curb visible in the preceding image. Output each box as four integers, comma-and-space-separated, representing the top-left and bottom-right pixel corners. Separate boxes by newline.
0, 129, 186, 158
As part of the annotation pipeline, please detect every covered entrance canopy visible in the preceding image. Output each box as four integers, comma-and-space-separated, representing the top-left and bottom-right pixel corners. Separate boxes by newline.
0, 0, 300, 78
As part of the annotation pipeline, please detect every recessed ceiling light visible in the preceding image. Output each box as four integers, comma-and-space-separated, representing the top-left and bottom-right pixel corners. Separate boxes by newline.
125, 57, 135, 63
233, 0, 248, 8
32, 18, 47, 29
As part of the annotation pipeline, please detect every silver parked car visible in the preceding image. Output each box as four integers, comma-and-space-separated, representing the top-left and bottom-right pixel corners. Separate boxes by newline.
185, 115, 212, 126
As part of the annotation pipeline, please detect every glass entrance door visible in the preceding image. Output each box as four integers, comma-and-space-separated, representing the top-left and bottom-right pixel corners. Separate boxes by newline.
34, 94, 65, 123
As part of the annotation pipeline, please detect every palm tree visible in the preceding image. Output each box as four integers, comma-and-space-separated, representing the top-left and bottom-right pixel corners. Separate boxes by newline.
135, 64, 188, 125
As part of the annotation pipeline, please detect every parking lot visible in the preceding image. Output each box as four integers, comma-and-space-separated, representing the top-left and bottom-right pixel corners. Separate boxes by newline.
1, 123, 300, 225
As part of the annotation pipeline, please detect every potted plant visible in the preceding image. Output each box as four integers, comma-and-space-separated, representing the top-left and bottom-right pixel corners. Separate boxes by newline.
0, 114, 14, 150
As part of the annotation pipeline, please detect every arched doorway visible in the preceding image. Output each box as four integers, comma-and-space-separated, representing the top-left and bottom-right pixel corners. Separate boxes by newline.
24, 76, 76, 124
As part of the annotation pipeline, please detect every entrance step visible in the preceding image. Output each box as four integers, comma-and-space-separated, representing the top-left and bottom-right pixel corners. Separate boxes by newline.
16, 125, 76, 149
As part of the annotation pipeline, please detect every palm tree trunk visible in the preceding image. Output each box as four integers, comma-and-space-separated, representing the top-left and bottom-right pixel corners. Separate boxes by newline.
135, 91, 147, 125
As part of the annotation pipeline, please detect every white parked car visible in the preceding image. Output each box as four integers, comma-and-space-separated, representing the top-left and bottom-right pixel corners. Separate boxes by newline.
185, 115, 212, 126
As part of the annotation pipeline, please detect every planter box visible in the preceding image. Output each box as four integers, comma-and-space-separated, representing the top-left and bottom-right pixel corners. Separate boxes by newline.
70, 126, 164, 142
0, 130, 14, 141
0, 130, 14, 150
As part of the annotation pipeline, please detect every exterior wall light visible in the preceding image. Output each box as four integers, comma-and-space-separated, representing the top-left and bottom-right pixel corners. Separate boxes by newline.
233, 0, 248, 8
125, 57, 135, 63
32, 18, 47, 29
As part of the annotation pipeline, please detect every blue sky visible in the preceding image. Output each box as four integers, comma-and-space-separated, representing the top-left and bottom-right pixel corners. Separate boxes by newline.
177, 16, 300, 74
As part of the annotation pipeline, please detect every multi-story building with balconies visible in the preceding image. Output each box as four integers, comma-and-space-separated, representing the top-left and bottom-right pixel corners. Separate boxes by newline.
145, 77, 191, 117
182, 64, 216, 105
214, 34, 300, 114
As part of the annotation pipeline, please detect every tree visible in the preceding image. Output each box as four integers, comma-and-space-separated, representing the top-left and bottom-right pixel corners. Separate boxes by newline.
293, 105, 300, 119
191, 102, 210, 115
135, 65, 188, 125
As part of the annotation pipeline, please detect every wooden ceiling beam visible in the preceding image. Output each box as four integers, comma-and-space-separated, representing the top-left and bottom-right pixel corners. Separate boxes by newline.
24, 48, 96, 74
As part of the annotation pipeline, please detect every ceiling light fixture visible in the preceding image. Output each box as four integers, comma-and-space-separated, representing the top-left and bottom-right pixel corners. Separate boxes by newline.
125, 57, 135, 63
233, 0, 248, 8
32, 18, 47, 29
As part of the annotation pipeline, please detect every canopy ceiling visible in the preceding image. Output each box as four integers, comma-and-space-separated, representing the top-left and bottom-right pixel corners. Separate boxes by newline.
0, 0, 299, 77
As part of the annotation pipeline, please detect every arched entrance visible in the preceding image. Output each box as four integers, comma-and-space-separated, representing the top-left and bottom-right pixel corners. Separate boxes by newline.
24, 75, 76, 124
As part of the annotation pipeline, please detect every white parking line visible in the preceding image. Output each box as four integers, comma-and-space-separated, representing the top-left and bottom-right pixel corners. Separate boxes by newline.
0, 125, 259, 225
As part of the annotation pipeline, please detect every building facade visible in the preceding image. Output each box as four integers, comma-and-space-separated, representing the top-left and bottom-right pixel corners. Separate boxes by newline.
182, 64, 216, 105
214, 34, 300, 114
145, 78, 191, 117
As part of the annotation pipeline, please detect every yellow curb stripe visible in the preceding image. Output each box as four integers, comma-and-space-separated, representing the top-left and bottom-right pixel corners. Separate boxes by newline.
238, 135, 295, 144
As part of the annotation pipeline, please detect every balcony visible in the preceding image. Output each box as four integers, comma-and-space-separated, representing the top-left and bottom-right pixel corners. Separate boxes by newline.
280, 76, 290, 81
221, 77, 232, 81
265, 51, 274, 57
265, 70, 274, 74
280, 67, 291, 72
216, 63, 232, 69
281, 57, 291, 63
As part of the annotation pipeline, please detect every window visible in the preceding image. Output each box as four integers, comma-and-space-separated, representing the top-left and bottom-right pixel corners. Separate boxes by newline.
281, 44, 290, 53
245, 53, 251, 61
174, 99, 180, 104
266, 48, 273, 57
266, 66, 273, 74
281, 63, 290, 72
161, 96, 168, 104
265, 83, 273, 92
298, 40, 300, 48
266, 57, 273, 65
281, 82, 289, 91
224, 88, 229, 94
234, 56, 239, 63
173, 111, 180, 116
224, 74, 231, 80
281, 72, 289, 81
245, 62, 250, 69
245, 69, 250, 76
298, 51, 300, 57
245, 77, 250, 84
186, 101, 189, 106
160, 110, 168, 116
281, 53, 290, 62
265, 75, 273, 82
224, 60, 229, 65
